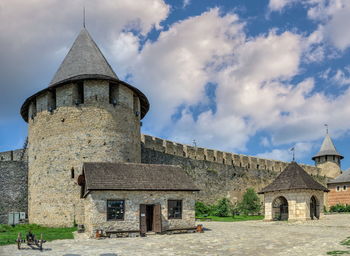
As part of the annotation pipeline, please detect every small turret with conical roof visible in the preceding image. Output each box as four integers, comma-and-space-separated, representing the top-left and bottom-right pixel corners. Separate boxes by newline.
312, 130, 343, 179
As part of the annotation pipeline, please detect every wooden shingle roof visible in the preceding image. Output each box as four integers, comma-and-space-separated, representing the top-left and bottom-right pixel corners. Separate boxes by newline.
82, 162, 199, 196
259, 162, 328, 194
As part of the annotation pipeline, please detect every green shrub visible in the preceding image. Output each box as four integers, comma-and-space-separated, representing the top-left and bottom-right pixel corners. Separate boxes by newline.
195, 198, 234, 217
237, 188, 261, 215
330, 204, 350, 213
195, 201, 211, 217
212, 198, 233, 217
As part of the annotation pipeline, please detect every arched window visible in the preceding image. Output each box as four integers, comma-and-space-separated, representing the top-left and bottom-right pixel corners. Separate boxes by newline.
272, 196, 288, 221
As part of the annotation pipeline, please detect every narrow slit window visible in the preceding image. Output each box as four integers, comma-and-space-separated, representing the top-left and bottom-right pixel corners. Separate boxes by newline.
77, 82, 84, 104
71, 168, 74, 179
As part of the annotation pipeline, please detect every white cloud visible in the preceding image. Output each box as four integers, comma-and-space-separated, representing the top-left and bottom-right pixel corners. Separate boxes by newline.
0, 0, 170, 119
268, 0, 297, 11
260, 137, 271, 147
183, 0, 191, 8
128, 8, 245, 129
124, 8, 350, 153
257, 142, 314, 162
332, 69, 350, 87
308, 0, 350, 50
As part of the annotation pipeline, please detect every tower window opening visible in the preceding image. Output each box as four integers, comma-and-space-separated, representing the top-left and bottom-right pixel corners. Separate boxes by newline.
343, 185, 347, 191
336, 186, 340, 192
71, 168, 75, 179
133, 95, 139, 117
77, 82, 84, 104
257, 164, 259, 169
49, 89, 56, 112
333, 156, 335, 161
109, 83, 119, 106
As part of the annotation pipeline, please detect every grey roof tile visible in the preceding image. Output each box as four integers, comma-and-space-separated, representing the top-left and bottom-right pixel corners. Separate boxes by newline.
328, 171, 350, 184
259, 162, 328, 193
82, 162, 199, 195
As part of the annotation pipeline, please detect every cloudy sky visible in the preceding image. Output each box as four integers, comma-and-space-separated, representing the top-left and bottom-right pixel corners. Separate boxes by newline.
1, 0, 350, 169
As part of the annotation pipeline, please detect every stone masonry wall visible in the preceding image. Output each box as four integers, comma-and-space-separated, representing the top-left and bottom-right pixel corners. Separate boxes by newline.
141, 146, 277, 204
0, 161, 28, 224
264, 189, 324, 221
141, 135, 326, 204
84, 190, 196, 236
27, 80, 141, 227
141, 135, 322, 177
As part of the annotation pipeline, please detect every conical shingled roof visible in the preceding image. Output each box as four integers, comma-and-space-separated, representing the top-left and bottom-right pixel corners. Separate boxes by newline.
50, 28, 118, 86
259, 162, 328, 193
20, 28, 150, 121
312, 134, 343, 160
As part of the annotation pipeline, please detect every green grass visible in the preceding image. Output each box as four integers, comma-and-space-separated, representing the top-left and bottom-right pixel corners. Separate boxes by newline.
341, 237, 350, 246
327, 237, 350, 255
0, 224, 77, 246
196, 215, 264, 222
327, 251, 350, 255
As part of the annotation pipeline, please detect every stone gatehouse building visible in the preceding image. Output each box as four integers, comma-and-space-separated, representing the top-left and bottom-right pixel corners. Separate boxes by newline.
0, 26, 348, 228
260, 162, 329, 221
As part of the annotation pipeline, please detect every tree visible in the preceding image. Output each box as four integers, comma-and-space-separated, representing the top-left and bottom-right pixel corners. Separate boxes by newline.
238, 188, 261, 215
195, 201, 211, 217
213, 198, 233, 217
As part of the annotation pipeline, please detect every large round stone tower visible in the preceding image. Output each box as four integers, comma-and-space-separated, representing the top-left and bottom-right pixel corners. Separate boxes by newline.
20, 28, 149, 226
312, 133, 343, 179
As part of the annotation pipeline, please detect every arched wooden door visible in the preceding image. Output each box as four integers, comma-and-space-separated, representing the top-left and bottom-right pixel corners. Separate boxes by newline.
272, 196, 288, 221
310, 196, 319, 220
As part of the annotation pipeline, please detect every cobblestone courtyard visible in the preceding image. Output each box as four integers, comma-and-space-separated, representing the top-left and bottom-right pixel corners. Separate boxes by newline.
1, 214, 350, 256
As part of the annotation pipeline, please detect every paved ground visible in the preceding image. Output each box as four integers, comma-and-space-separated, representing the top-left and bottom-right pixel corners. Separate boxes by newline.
1, 214, 350, 256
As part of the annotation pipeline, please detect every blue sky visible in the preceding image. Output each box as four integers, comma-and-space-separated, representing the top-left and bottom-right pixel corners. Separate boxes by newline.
0, 0, 350, 170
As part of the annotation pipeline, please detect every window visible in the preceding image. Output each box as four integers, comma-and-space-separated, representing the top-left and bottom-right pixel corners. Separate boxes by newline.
343, 185, 347, 191
168, 200, 182, 219
107, 200, 125, 221
336, 186, 340, 192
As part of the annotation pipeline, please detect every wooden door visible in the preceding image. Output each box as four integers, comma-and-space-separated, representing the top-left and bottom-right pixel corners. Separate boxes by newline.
140, 204, 147, 234
153, 204, 162, 233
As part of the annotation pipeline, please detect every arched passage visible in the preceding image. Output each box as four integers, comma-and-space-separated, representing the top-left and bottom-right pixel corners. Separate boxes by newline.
272, 196, 288, 221
310, 196, 320, 220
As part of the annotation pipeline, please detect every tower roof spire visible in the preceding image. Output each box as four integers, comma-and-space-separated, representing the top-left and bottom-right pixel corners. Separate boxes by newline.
49, 28, 118, 86
83, 5, 86, 28
312, 133, 343, 160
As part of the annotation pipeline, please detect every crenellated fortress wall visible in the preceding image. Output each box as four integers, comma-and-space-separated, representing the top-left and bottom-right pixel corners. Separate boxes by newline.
140, 134, 327, 204
141, 134, 321, 176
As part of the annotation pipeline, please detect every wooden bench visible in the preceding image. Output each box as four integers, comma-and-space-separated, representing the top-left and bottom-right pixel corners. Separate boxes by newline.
105, 230, 140, 238
165, 227, 197, 235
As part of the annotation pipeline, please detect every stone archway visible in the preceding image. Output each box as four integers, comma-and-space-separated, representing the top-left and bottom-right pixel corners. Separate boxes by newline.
310, 196, 320, 220
272, 196, 288, 221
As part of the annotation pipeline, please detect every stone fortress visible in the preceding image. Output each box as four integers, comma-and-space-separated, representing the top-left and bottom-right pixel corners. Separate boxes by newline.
0, 27, 344, 226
